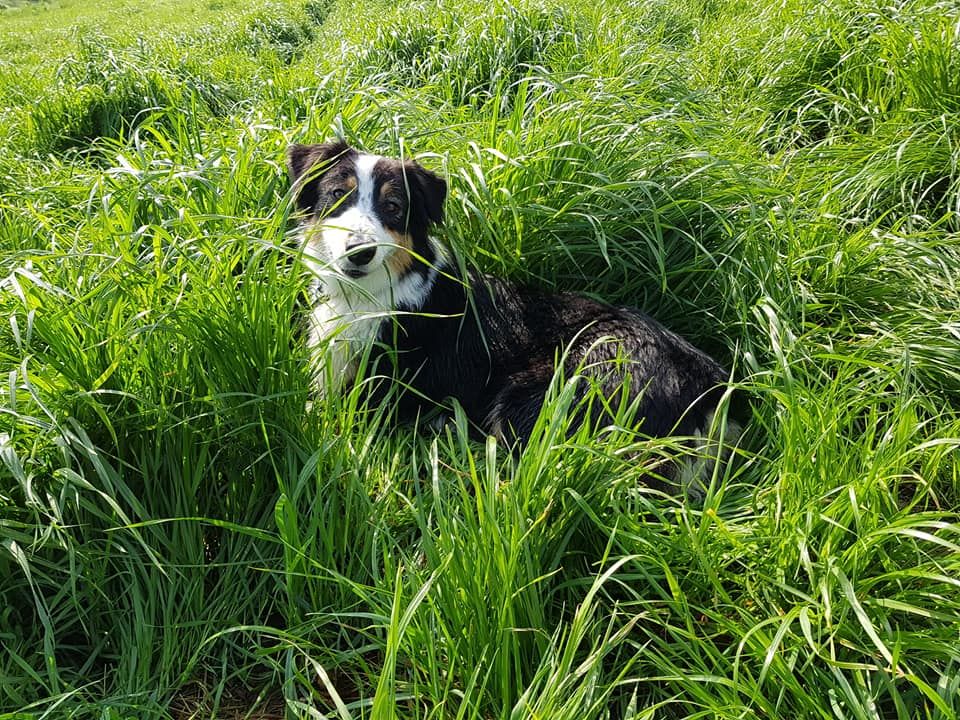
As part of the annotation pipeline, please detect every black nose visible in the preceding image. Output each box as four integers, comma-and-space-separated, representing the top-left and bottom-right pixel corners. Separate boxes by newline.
346, 243, 376, 266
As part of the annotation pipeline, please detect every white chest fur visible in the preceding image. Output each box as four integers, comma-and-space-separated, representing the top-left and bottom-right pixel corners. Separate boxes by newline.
306, 280, 390, 395
300, 222, 443, 395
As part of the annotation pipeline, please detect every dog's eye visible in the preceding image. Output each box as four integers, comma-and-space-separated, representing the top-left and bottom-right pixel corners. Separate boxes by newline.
383, 200, 401, 215
329, 188, 346, 200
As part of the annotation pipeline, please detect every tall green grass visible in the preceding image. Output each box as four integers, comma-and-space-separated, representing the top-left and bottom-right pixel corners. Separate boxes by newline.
1, 0, 958, 717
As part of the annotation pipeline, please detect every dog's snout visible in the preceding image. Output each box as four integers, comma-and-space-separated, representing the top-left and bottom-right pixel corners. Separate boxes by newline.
345, 237, 376, 267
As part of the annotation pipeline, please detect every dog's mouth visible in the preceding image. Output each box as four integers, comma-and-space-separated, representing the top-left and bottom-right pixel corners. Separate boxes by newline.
342, 267, 368, 279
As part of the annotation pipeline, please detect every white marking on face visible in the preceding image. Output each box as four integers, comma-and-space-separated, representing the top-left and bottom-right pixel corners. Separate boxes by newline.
314, 153, 394, 279
355, 154, 378, 215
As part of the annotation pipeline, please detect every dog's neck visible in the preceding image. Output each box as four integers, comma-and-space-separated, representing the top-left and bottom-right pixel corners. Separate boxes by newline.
305, 236, 450, 394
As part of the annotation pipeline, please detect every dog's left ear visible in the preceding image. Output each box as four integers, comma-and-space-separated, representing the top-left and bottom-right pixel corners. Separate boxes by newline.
406, 162, 447, 226
286, 143, 317, 182
287, 141, 349, 180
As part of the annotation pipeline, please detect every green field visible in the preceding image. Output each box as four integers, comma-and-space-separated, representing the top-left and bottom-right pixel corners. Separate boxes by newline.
1, 0, 959, 716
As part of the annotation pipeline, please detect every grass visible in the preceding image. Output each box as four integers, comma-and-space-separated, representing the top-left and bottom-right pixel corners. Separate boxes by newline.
0, 0, 958, 717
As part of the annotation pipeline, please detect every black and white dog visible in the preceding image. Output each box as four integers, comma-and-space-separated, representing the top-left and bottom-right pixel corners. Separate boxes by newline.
288, 141, 739, 484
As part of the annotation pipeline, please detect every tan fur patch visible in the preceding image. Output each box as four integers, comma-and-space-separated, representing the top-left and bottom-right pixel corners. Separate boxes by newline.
379, 180, 397, 199
384, 228, 414, 276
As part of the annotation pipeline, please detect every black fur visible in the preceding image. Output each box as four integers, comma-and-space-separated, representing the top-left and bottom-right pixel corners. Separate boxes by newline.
374, 268, 729, 443
287, 140, 356, 214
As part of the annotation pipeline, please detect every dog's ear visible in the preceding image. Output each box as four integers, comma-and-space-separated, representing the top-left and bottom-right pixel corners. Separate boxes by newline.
286, 140, 351, 213
405, 162, 447, 226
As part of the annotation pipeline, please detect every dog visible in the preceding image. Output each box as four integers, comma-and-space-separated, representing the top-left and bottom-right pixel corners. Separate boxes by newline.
287, 140, 740, 488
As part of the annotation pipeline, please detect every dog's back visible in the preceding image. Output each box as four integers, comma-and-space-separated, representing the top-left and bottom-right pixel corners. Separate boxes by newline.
372, 267, 731, 447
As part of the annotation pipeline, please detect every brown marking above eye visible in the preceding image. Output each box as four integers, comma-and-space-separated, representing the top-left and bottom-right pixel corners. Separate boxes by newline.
321, 174, 356, 197
378, 181, 405, 213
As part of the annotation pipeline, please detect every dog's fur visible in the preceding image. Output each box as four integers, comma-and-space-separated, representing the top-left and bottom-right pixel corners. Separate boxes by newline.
288, 141, 739, 486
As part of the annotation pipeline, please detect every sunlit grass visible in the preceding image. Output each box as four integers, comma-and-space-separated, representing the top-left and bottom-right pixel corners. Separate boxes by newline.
1, 0, 958, 717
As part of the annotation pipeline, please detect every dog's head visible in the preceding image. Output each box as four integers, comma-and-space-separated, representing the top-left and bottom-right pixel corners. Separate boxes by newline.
287, 141, 447, 303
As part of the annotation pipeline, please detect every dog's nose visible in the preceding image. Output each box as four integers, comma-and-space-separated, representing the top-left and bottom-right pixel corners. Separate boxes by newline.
345, 240, 376, 267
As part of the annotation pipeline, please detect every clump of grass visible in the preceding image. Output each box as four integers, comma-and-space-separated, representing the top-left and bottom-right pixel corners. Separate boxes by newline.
22, 35, 228, 156
341, 0, 586, 106
1, 0, 959, 716
238, 3, 316, 64
760, 0, 960, 147
303, 0, 335, 26
730, 0, 960, 224
0, 124, 310, 710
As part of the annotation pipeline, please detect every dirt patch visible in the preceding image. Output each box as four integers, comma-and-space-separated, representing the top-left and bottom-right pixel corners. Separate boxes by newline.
170, 678, 285, 720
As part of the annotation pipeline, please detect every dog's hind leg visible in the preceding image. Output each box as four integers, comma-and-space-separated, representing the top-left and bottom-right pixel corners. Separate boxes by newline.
676, 411, 743, 500
482, 377, 551, 447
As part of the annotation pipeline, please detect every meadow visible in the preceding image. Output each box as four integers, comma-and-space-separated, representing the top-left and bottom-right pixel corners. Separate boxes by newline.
1, 0, 958, 717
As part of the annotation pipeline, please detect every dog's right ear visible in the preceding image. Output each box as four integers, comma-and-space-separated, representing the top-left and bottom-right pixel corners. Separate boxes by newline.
286, 140, 351, 214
